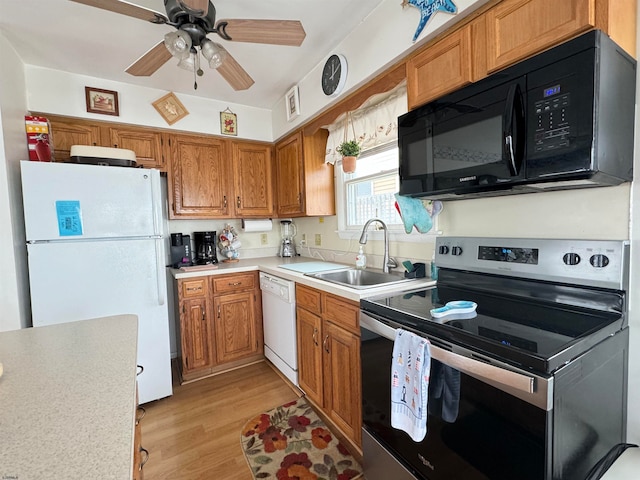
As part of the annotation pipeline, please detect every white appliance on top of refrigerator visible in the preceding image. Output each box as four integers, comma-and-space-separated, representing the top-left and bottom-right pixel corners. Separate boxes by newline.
20, 160, 172, 404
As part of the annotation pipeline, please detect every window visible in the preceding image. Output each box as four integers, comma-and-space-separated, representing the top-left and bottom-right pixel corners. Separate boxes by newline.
343, 143, 401, 228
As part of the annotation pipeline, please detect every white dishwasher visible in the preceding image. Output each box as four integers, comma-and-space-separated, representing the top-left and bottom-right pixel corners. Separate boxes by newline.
259, 272, 298, 386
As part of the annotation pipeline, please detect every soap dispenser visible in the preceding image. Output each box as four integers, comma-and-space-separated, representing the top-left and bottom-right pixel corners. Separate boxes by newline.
355, 245, 367, 270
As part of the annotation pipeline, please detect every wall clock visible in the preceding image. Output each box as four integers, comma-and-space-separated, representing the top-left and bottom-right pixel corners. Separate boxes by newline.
321, 54, 348, 97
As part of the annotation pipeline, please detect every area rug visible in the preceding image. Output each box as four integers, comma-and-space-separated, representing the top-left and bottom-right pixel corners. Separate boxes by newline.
241, 397, 363, 480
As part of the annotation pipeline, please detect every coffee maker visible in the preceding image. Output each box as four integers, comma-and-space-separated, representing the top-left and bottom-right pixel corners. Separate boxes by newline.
279, 220, 297, 257
194, 231, 218, 265
170, 233, 192, 267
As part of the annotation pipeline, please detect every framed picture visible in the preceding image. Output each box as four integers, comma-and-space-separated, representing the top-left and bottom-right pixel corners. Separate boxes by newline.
285, 85, 300, 122
85, 87, 119, 116
152, 92, 189, 125
220, 109, 238, 136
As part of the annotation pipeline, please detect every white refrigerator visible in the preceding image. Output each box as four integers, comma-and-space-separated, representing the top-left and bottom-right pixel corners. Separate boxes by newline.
20, 160, 173, 404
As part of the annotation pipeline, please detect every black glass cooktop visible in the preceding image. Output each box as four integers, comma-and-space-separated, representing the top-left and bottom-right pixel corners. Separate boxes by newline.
361, 270, 625, 374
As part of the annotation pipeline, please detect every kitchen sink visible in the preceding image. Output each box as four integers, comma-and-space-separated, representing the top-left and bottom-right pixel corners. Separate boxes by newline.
305, 268, 414, 290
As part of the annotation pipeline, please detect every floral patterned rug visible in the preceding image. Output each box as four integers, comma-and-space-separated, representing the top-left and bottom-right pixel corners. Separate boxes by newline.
241, 397, 363, 480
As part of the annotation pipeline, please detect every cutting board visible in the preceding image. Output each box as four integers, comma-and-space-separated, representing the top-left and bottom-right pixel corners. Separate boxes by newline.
278, 262, 347, 274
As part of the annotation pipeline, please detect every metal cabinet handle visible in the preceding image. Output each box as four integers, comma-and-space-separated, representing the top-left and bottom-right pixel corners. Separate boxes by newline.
223, 195, 228, 208
136, 406, 146, 425
228, 281, 241, 286
312, 327, 318, 346
202, 310, 205, 322
237, 196, 241, 208
140, 446, 149, 469
217, 305, 221, 318
323, 334, 330, 353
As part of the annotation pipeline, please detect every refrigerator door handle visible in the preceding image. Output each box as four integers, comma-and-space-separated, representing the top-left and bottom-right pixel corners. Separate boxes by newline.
155, 238, 166, 306
150, 171, 163, 237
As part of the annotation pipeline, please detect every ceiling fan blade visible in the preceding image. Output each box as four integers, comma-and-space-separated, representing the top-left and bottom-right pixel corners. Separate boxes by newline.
126, 41, 172, 76
216, 49, 255, 91
217, 19, 306, 46
177, 0, 210, 16
70, 0, 168, 22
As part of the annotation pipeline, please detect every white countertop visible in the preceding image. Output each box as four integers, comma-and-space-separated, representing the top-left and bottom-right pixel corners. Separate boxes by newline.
170, 256, 435, 301
0, 315, 139, 480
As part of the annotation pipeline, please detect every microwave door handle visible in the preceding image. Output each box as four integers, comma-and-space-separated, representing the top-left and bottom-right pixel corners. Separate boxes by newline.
503, 84, 519, 176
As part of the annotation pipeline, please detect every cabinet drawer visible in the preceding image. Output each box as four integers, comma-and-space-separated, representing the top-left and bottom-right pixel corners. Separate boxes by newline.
212, 273, 256, 294
323, 294, 360, 335
181, 279, 206, 298
296, 284, 322, 314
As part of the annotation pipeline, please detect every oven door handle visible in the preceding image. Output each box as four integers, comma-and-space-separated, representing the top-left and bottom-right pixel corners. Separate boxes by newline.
361, 313, 535, 395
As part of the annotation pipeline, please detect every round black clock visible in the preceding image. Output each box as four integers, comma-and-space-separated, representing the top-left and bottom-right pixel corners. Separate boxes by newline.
321, 54, 348, 97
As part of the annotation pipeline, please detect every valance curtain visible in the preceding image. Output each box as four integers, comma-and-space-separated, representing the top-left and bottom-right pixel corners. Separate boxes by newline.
324, 82, 407, 165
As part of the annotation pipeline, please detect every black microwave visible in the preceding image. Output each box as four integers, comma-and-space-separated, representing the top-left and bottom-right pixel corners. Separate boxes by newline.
399, 30, 636, 200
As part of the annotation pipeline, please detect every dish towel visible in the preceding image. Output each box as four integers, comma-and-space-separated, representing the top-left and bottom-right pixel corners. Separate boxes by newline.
391, 328, 431, 442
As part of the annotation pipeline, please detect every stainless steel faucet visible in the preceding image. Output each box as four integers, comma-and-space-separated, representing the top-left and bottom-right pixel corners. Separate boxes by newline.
359, 218, 397, 273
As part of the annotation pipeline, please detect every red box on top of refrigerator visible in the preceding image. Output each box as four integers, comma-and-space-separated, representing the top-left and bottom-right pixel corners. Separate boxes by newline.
25, 115, 53, 161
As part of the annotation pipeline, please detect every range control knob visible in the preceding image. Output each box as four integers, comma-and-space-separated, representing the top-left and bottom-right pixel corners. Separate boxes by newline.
438, 245, 450, 255
563, 253, 581, 266
590, 254, 610, 268
451, 246, 463, 256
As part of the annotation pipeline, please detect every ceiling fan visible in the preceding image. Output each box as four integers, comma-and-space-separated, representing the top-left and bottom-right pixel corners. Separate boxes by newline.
70, 0, 306, 90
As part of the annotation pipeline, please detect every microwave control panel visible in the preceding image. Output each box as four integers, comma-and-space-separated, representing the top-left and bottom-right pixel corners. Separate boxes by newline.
533, 86, 572, 153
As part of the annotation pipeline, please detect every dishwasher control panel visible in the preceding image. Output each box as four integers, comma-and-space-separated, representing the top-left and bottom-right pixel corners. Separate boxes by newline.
259, 273, 295, 303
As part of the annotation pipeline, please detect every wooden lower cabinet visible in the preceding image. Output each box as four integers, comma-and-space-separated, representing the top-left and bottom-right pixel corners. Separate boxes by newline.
175, 272, 263, 383
133, 388, 147, 480
296, 284, 361, 448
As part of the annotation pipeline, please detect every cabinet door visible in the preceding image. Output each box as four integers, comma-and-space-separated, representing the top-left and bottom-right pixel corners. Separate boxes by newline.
49, 119, 102, 163
297, 306, 323, 406
180, 297, 214, 374
213, 291, 259, 364
233, 142, 274, 217
323, 321, 362, 446
105, 126, 165, 171
484, 0, 595, 72
407, 26, 473, 109
169, 134, 231, 218
275, 132, 305, 216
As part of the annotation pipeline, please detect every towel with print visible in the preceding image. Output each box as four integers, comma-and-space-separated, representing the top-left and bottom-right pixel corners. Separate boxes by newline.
391, 328, 431, 442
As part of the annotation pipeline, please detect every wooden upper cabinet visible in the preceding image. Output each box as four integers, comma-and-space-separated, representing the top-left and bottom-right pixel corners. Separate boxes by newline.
168, 134, 231, 219
104, 126, 165, 171
275, 129, 335, 217
232, 142, 274, 217
49, 119, 101, 163
484, 0, 596, 73
275, 131, 305, 216
407, 25, 473, 110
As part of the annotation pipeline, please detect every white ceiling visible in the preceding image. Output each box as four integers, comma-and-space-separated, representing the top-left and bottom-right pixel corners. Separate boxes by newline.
0, 0, 385, 109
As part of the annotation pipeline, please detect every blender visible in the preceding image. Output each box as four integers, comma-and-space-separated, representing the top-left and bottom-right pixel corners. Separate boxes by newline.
279, 220, 297, 257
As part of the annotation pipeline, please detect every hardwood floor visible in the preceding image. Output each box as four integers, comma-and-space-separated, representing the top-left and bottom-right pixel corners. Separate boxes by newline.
140, 361, 301, 480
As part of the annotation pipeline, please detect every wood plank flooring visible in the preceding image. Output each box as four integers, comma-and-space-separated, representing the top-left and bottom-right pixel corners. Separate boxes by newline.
140, 361, 300, 480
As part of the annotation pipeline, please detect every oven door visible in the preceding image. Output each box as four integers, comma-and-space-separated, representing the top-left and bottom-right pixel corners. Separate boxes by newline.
361, 312, 553, 480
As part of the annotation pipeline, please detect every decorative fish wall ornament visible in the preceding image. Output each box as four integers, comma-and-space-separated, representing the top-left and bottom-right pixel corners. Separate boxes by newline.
402, 0, 458, 42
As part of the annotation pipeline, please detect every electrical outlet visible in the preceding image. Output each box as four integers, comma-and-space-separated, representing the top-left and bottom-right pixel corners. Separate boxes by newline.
260, 233, 268, 245
319, 217, 324, 224
315, 234, 322, 246
301, 233, 306, 242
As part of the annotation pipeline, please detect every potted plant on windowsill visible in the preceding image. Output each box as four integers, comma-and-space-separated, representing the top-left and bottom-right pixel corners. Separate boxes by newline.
337, 140, 361, 173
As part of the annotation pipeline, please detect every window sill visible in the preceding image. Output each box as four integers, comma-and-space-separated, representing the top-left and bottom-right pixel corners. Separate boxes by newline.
336, 228, 440, 243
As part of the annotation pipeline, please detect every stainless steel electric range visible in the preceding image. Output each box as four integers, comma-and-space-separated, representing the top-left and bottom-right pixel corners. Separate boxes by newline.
360, 237, 629, 480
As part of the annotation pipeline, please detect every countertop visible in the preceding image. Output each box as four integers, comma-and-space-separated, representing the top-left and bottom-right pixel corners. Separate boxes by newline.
600, 447, 640, 480
170, 256, 436, 301
0, 315, 139, 480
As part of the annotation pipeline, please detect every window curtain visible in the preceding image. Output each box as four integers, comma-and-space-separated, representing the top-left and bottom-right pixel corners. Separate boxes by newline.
324, 82, 408, 165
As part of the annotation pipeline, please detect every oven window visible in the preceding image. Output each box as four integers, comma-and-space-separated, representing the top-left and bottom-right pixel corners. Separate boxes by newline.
361, 329, 548, 480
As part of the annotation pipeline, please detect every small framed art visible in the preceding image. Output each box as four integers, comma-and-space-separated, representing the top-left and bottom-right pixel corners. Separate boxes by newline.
285, 85, 300, 122
152, 92, 189, 125
85, 87, 119, 116
220, 108, 237, 136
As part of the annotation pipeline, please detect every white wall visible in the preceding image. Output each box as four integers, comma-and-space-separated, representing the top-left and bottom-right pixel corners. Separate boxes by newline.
0, 32, 30, 331
25, 66, 273, 142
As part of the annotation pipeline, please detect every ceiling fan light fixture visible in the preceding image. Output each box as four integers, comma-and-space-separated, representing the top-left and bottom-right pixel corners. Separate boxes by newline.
200, 39, 227, 69
164, 30, 192, 59
177, 51, 197, 71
